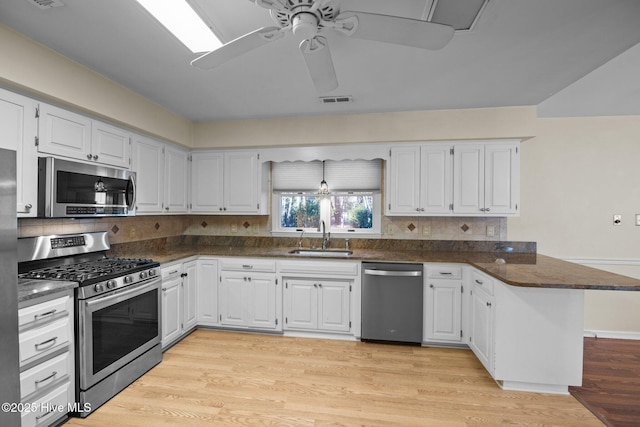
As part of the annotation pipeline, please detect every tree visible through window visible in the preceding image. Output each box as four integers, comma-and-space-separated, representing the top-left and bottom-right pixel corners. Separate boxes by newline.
278, 193, 373, 231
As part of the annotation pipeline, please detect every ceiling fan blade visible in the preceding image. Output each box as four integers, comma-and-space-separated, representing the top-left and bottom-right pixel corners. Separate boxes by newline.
299, 36, 338, 93
191, 27, 284, 70
335, 11, 454, 50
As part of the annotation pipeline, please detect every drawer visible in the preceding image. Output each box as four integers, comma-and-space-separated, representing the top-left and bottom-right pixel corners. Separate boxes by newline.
471, 269, 494, 295
21, 381, 71, 427
427, 265, 463, 279
220, 258, 276, 273
19, 295, 70, 328
278, 260, 359, 276
19, 317, 70, 365
20, 352, 71, 399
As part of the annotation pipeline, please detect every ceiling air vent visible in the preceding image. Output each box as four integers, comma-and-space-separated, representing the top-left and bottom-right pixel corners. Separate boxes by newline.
320, 96, 353, 104
26, 0, 65, 9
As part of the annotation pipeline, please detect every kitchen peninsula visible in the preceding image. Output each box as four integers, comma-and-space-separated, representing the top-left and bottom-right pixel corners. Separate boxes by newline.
108, 235, 640, 395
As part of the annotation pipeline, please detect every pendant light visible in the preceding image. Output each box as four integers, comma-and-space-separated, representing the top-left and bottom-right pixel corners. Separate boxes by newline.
319, 160, 329, 195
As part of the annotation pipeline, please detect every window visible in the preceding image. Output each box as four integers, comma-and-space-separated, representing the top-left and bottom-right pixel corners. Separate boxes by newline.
272, 160, 382, 235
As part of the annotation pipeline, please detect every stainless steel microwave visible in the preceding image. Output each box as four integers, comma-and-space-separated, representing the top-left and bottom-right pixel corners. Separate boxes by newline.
38, 157, 136, 217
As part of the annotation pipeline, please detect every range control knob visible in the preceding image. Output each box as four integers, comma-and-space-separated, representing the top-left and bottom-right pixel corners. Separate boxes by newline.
139, 271, 148, 279
123, 276, 133, 284
106, 280, 117, 289
94, 283, 104, 293
148, 269, 157, 277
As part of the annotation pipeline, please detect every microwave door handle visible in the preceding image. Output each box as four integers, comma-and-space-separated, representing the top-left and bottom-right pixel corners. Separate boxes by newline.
127, 176, 136, 212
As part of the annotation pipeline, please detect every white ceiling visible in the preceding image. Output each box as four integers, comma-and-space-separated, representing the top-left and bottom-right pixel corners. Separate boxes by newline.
1, 0, 640, 122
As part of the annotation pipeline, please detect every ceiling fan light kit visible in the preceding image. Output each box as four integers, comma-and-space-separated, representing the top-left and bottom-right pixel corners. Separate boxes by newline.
191, 0, 455, 93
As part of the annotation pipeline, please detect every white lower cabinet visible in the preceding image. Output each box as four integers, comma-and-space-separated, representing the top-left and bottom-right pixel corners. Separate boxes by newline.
279, 260, 358, 335
468, 269, 495, 373
284, 278, 351, 333
161, 260, 197, 348
196, 258, 219, 326
218, 259, 280, 331
467, 267, 584, 393
423, 264, 464, 344
18, 291, 75, 427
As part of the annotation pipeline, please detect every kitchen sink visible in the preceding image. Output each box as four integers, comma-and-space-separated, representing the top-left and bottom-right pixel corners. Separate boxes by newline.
288, 249, 353, 257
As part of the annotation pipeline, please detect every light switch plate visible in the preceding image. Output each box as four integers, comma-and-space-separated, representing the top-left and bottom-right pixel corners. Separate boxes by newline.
636, 214, 640, 226
487, 225, 495, 237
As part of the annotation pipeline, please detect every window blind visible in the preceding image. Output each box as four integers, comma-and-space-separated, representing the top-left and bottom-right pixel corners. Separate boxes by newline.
272, 159, 381, 192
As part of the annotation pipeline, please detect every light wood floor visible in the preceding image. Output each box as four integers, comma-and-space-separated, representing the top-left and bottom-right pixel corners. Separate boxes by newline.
66, 329, 602, 426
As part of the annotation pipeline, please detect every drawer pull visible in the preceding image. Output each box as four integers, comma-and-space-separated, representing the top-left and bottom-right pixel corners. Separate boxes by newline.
34, 309, 57, 320
34, 337, 58, 351
439, 272, 453, 275
34, 371, 58, 385
36, 407, 54, 420
475, 279, 484, 285
242, 264, 253, 269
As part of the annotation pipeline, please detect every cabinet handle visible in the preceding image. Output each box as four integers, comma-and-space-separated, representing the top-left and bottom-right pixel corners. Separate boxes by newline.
242, 265, 253, 269
25, 203, 33, 212
162, 288, 167, 291
248, 277, 252, 282
165, 207, 170, 211
318, 283, 322, 287
223, 207, 227, 211
314, 284, 318, 288
219, 207, 223, 211
439, 272, 453, 276
87, 154, 92, 160
34, 309, 57, 320
36, 408, 55, 420
93, 155, 99, 161
475, 279, 484, 285
486, 302, 492, 307
429, 284, 434, 288
35, 336, 58, 351
34, 371, 58, 385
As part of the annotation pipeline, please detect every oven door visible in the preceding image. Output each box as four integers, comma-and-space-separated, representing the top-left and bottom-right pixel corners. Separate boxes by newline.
78, 277, 161, 389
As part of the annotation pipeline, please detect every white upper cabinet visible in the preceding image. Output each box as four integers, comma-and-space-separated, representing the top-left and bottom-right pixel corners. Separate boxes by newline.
133, 135, 188, 214
0, 88, 38, 217
38, 103, 131, 168
453, 141, 519, 215
190, 150, 264, 214
387, 144, 453, 215
90, 120, 131, 169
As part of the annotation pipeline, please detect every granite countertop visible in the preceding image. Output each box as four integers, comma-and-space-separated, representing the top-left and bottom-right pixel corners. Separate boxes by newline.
109, 239, 640, 291
18, 278, 78, 304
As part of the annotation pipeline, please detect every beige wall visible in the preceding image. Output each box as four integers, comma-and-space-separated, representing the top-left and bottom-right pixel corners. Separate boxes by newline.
3, 22, 639, 334
0, 23, 192, 147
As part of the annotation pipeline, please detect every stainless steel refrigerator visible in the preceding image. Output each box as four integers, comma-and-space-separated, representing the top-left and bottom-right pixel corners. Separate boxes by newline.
0, 148, 20, 427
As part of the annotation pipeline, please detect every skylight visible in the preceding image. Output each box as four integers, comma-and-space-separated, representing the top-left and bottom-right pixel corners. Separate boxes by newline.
136, 0, 222, 53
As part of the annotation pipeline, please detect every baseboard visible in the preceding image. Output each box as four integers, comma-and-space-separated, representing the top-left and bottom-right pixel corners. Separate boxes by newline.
584, 330, 640, 340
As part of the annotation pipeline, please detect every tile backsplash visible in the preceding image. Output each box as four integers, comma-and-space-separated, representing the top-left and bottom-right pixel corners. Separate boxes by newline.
19, 214, 506, 244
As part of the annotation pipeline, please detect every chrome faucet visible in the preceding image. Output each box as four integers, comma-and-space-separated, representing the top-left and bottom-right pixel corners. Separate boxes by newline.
297, 230, 304, 249
321, 220, 330, 250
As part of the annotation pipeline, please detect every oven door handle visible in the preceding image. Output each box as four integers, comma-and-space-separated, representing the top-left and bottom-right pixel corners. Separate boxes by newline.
85, 278, 160, 311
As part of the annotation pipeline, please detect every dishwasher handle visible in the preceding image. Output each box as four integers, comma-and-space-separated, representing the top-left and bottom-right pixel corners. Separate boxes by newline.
364, 269, 422, 277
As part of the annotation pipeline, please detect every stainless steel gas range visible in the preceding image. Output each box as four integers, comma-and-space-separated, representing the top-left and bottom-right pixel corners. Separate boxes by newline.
18, 232, 162, 418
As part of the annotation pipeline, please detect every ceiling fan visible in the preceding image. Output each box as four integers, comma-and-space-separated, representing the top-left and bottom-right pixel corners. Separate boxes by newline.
191, 0, 455, 93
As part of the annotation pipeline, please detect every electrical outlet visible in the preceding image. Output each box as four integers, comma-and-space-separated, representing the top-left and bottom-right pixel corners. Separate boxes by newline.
231, 224, 238, 233
422, 225, 431, 236
613, 214, 622, 226
636, 214, 640, 226
486, 225, 495, 237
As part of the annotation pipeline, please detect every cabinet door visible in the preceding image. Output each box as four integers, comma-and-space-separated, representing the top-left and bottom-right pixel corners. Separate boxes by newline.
453, 144, 484, 214
469, 287, 494, 373
164, 144, 189, 213
182, 261, 198, 331
224, 151, 259, 213
247, 274, 277, 330
387, 146, 421, 214
133, 136, 164, 213
38, 103, 91, 160
424, 280, 462, 342
484, 143, 519, 215
91, 120, 131, 168
161, 275, 181, 347
284, 279, 318, 330
219, 274, 248, 327
421, 145, 452, 214
196, 259, 219, 326
318, 280, 351, 332
190, 151, 224, 213
0, 89, 38, 216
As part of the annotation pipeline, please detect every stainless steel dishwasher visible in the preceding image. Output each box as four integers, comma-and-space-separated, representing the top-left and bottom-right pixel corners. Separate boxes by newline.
361, 262, 424, 344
